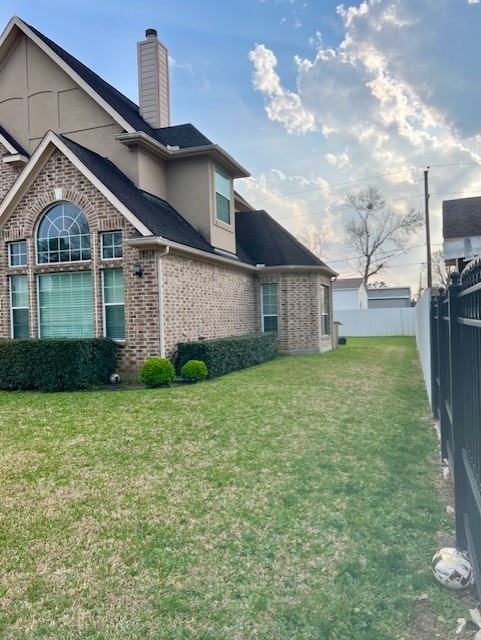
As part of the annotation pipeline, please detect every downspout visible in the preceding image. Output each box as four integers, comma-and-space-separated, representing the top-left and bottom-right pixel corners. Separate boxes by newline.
157, 246, 170, 357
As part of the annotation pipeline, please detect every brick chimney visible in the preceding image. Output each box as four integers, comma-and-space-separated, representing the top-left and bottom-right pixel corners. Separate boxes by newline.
137, 28, 170, 129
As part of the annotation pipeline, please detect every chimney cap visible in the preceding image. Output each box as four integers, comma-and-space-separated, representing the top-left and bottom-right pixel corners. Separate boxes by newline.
145, 28, 157, 38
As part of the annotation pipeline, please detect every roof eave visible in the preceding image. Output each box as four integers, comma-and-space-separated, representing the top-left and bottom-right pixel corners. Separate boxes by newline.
256, 264, 338, 277
116, 131, 250, 178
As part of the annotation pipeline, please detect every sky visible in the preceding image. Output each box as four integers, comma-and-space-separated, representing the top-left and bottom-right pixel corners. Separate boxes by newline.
1, 0, 481, 293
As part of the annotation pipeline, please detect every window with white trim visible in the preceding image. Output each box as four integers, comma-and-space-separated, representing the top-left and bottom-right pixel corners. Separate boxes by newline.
102, 269, 125, 340
101, 231, 123, 260
261, 283, 278, 335
321, 284, 331, 335
10, 275, 29, 339
37, 202, 91, 264
214, 166, 231, 225
38, 272, 94, 338
9, 241, 27, 267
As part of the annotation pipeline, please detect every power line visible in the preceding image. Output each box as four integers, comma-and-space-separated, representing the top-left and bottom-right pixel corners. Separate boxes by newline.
247, 161, 481, 204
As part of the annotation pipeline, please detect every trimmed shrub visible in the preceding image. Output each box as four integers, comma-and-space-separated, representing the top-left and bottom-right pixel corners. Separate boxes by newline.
140, 357, 175, 388
0, 338, 117, 392
176, 332, 278, 379
180, 359, 208, 383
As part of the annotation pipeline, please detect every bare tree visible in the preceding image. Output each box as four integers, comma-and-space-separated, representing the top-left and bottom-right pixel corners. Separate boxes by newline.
294, 224, 328, 259
343, 185, 424, 285
418, 250, 452, 295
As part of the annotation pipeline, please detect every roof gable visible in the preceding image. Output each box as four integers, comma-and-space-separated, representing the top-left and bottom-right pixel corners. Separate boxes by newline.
0, 131, 150, 235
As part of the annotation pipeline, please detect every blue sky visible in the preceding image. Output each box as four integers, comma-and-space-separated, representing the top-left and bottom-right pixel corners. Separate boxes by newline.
1, 0, 481, 292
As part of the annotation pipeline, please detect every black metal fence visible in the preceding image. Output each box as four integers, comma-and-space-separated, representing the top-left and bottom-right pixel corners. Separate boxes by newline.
431, 261, 481, 599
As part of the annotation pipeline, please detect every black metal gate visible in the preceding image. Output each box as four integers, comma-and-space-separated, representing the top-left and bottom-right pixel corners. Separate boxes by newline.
431, 263, 481, 599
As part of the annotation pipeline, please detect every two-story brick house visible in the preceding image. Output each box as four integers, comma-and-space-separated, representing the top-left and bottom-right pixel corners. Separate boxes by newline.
0, 16, 336, 374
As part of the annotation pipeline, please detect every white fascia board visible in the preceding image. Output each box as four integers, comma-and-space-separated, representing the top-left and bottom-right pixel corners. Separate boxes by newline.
0, 131, 153, 237
2, 153, 29, 165
2, 18, 136, 135
0, 132, 19, 155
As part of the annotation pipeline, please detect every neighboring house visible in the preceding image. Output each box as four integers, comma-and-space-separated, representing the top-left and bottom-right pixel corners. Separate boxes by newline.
0, 17, 337, 373
443, 196, 481, 272
332, 277, 368, 310
367, 287, 411, 309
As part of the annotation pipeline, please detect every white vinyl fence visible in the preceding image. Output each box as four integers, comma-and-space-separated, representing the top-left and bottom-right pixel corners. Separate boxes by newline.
334, 307, 415, 337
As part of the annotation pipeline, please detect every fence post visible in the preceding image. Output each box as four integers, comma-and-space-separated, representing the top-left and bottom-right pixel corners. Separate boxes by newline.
447, 272, 468, 550
437, 290, 450, 461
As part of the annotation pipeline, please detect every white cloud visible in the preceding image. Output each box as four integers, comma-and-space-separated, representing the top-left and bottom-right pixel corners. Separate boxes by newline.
246, 0, 481, 289
248, 44, 316, 134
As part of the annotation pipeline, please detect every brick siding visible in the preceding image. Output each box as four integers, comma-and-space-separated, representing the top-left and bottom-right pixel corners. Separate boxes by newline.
0, 146, 333, 376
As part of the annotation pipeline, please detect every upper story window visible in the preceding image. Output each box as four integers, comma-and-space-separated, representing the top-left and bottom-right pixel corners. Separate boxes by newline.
37, 202, 91, 264
101, 231, 123, 260
215, 166, 232, 225
9, 241, 27, 267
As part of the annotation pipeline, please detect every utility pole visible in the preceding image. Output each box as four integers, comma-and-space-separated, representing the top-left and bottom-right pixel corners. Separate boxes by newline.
424, 168, 432, 289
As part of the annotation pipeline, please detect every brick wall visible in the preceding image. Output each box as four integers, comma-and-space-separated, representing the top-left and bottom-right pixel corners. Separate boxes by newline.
0, 148, 162, 373
162, 253, 259, 358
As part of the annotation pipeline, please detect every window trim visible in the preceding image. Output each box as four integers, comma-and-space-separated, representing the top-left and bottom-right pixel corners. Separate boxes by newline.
37, 271, 94, 339
36, 202, 91, 265
102, 268, 125, 342
321, 284, 331, 336
9, 240, 28, 267
261, 282, 279, 335
100, 231, 123, 261
214, 165, 232, 227
10, 274, 29, 339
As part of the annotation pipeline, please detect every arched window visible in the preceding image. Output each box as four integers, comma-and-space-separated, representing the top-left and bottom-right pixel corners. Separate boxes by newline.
37, 202, 91, 264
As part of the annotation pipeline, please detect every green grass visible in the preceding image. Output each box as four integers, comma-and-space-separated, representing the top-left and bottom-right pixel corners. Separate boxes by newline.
0, 337, 464, 639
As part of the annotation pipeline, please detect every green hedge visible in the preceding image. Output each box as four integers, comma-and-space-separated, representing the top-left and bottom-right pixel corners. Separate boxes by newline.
175, 333, 278, 378
0, 338, 118, 392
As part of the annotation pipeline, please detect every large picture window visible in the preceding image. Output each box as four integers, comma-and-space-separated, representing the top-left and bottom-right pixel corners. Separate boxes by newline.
214, 166, 231, 225
10, 275, 29, 339
261, 283, 278, 335
102, 269, 125, 340
38, 272, 94, 338
37, 202, 91, 264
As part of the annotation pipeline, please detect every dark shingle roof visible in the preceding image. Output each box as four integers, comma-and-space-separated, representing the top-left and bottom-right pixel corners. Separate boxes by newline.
443, 197, 481, 239
235, 210, 335, 271
61, 136, 214, 253
26, 21, 212, 150
0, 124, 29, 157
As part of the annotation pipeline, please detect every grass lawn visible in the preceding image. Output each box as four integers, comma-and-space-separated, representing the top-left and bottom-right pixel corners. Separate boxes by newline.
0, 337, 465, 639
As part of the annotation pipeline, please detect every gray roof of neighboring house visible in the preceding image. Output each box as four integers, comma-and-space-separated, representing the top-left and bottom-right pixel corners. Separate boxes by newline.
443, 196, 481, 239
332, 277, 365, 290
367, 287, 411, 299
235, 210, 336, 272
27, 21, 213, 150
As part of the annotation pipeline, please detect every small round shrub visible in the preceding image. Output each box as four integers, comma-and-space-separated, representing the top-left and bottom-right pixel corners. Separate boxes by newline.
140, 357, 175, 388
180, 359, 208, 383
